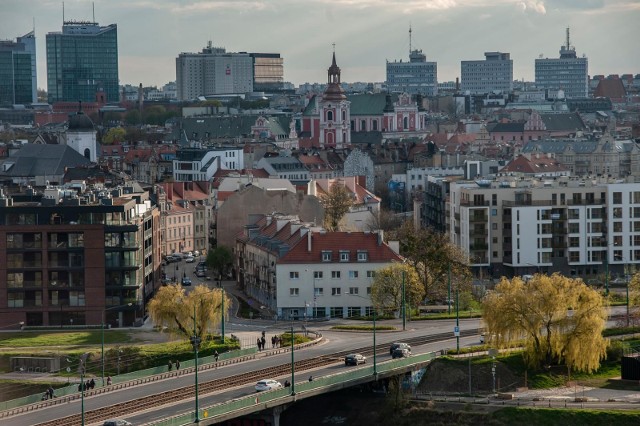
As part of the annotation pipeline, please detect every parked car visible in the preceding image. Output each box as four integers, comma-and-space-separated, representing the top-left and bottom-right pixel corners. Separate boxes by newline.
255, 379, 283, 392
196, 262, 207, 271
195, 270, 206, 278
344, 353, 367, 366
392, 348, 412, 359
389, 342, 411, 356
103, 420, 132, 426
181, 277, 192, 286
185, 256, 195, 263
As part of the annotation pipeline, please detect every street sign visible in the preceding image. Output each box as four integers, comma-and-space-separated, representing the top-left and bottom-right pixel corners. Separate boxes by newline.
454, 326, 460, 337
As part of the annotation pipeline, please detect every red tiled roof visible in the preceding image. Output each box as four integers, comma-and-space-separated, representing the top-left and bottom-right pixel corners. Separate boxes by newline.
594, 78, 626, 100
279, 231, 403, 264
500, 155, 568, 174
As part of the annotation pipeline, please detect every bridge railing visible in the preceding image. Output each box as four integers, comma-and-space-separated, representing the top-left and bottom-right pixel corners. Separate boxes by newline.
0, 347, 257, 414
146, 351, 437, 426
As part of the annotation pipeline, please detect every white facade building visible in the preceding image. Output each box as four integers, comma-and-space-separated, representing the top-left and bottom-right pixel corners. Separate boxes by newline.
173, 147, 243, 182
535, 28, 588, 99
461, 52, 513, 94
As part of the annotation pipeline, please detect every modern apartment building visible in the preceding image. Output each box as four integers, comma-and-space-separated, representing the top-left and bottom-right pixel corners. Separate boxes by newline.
386, 49, 438, 96
46, 21, 119, 103
172, 146, 244, 182
176, 43, 266, 100
535, 28, 588, 99
0, 31, 37, 105
0, 183, 160, 329
461, 52, 513, 94
447, 176, 640, 280
235, 214, 402, 319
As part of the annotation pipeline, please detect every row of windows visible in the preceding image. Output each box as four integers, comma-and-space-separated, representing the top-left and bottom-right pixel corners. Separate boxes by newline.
289, 286, 371, 296
7, 290, 85, 308
320, 250, 368, 262
294, 270, 376, 280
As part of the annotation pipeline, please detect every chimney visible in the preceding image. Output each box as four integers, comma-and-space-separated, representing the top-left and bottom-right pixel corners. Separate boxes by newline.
308, 230, 312, 252
455, 77, 460, 91
377, 230, 384, 245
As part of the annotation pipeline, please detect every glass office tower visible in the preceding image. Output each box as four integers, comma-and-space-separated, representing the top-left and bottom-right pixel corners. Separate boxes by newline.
0, 31, 37, 106
46, 22, 119, 103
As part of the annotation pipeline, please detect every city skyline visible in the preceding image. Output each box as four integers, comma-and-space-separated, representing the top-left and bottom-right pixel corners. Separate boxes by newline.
2, 0, 639, 90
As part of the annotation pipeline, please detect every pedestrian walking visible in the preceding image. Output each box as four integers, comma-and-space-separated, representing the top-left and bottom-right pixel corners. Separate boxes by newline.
261, 336, 266, 350
257, 337, 262, 351
48, 386, 54, 399
271, 335, 275, 348
89, 378, 95, 389
214, 350, 219, 362
168, 360, 173, 371
308, 375, 313, 382
107, 376, 112, 386
175, 360, 181, 370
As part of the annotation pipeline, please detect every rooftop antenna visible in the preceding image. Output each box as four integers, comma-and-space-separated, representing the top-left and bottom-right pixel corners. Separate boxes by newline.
62, 2, 65, 23
409, 23, 412, 54
565, 26, 570, 50
92, 2, 95, 23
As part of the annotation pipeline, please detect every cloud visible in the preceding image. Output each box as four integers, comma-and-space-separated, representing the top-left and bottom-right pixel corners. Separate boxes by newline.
544, 0, 605, 10
519, 0, 546, 14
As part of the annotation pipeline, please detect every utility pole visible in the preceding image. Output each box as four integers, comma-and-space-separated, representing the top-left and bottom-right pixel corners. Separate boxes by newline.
456, 287, 460, 353
191, 304, 201, 423
401, 270, 406, 331
290, 325, 295, 395
447, 263, 451, 315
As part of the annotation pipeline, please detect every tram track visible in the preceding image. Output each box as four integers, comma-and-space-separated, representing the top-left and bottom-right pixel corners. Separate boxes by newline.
33, 328, 480, 426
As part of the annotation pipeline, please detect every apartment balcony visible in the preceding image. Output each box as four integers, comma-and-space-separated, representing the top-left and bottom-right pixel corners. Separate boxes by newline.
566, 198, 605, 206
469, 213, 488, 223
469, 229, 488, 237
469, 243, 489, 251
460, 199, 490, 207
503, 200, 554, 207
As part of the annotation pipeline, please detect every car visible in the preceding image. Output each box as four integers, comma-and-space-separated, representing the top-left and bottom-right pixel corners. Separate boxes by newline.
193, 250, 200, 257
103, 420, 132, 426
389, 342, 411, 356
181, 277, 192, 286
195, 270, 206, 278
185, 256, 195, 263
392, 348, 412, 359
344, 353, 367, 366
255, 379, 283, 392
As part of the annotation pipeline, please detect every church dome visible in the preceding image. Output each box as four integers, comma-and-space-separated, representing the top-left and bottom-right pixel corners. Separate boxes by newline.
323, 52, 346, 102
68, 111, 95, 131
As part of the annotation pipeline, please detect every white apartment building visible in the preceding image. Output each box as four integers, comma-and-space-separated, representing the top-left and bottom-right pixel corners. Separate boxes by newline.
461, 52, 513, 94
448, 176, 640, 279
173, 147, 243, 182
236, 214, 402, 319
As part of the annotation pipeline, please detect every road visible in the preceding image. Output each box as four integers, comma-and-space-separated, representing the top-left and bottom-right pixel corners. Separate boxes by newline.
5, 317, 482, 426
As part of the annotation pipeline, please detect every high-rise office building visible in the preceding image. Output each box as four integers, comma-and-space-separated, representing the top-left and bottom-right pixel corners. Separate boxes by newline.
176, 43, 260, 101
0, 31, 37, 106
250, 53, 284, 92
386, 49, 438, 96
461, 52, 513, 94
46, 21, 119, 103
535, 28, 588, 99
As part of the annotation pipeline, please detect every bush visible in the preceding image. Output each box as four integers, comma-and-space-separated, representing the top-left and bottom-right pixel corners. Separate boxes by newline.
606, 340, 625, 362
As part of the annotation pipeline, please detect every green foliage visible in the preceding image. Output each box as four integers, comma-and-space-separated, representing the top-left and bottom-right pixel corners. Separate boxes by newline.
483, 273, 609, 372
330, 325, 396, 331
102, 127, 126, 145
492, 407, 640, 426
278, 332, 313, 346
0, 331, 132, 348
125, 109, 141, 125
207, 246, 233, 277
602, 326, 640, 336
371, 263, 424, 316
605, 340, 625, 362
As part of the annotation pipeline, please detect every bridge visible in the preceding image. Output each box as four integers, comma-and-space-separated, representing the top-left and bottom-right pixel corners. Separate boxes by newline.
1, 325, 481, 426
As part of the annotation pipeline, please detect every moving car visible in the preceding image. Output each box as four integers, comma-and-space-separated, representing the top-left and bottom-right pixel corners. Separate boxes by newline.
103, 420, 132, 426
392, 347, 412, 359
255, 379, 283, 392
389, 342, 411, 356
185, 256, 195, 263
344, 353, 367, 366
181, 277, 192, 286
195, 270, 206, 278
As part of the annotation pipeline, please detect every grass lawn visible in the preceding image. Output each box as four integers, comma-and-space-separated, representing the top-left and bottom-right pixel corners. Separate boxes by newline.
411, 311, 482, 320
331, 325, 396, 331
0, 330, 135, 348
492, 407, 640, 426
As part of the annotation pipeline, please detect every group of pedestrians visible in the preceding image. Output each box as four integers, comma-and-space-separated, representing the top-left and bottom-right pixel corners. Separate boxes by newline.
41, 386, 55, 400
257, 331, 285, 351
77, 378, 96, 392
167, 360, 181, 371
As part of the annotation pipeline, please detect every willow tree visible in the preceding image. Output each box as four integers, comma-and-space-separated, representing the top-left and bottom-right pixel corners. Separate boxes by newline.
148, 284, 230, 339
319, 183, 353, 231
371, 263, 424, 316
482, 273, 609, 372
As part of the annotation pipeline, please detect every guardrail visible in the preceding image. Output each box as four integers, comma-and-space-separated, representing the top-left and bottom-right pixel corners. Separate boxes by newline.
0, 347, 257, 417
145, 351, 437, 426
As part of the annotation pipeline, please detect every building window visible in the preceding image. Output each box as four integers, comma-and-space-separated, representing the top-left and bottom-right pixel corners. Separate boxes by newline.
8, 292, 24, 308
314, 287, 323, 296
366, 286, 372, 295
357, 251, 368, 261
348, 306, 360, 318
340, 251, 349, 262
332, 271, 341, 279
290, 288, 299, 296
289, 271, 299, 280
366, 270, 376, 278
613, 192, 622, 204
332, 287, 341, 296
322, 251, 332, 262
330, 307, 343, 318
313, 271, 323, 279
348, 271, 359, 279
348, 287, 359, 295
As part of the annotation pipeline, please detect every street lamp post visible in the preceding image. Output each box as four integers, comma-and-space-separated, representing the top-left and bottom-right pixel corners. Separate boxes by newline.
220, 286, 225, 343
401, 270, 406, 331
605, 251, 610, 296
372, 307, 377, 377
447, 263, 452, 315
190, 304, 201, 423
456, 286, 460, 353
290, 325, 295, 395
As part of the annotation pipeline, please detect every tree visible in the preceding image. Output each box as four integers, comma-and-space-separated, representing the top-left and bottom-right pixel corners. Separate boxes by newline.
389, 220, 472, 302
148, 284, 229, 339
365, 207, 404, 233
371, 263, 424, 316
628, 272, 640, 324
102, 127, 126, 145
319, 183, 353, 231
125, 110, 141, 125
207, 246, 233, 278
482, 273, 609, 372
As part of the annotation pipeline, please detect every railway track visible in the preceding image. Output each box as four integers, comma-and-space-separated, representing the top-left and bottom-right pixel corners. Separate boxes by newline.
33, 328, 480, 426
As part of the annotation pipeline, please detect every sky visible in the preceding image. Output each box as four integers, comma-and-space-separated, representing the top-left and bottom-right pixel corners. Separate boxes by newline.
2, 0, 639, 90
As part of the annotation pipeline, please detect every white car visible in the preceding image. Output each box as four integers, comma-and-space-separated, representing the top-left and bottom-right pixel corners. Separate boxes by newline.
185, 256, 195, 263
255, 379, 283, 392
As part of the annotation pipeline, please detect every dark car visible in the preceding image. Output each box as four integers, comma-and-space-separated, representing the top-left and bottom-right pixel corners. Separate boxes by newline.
344, 353, 367, 366
389, 342, 411, 356
392, 348, 411, 359
181, 277, 192, 286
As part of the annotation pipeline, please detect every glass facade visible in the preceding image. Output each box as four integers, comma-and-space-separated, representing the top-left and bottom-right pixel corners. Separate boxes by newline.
46, 22, 119, 103
0, 36, 35, 106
